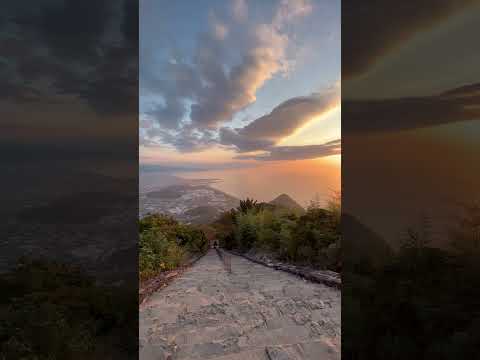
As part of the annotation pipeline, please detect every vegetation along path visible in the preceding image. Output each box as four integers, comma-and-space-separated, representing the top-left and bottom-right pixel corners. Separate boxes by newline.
140, 249, 340, 360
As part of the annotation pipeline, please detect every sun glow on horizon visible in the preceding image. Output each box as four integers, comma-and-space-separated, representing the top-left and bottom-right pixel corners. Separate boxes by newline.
177, 157, 340, 206
322, 154, 341, 165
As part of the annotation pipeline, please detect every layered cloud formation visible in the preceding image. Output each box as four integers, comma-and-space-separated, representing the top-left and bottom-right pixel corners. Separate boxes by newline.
220, 89, 339, 151
235, 139, 341, 161
140, 0, 340, 162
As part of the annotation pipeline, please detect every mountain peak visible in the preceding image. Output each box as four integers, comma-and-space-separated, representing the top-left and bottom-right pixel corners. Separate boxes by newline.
269, 194, 305, 213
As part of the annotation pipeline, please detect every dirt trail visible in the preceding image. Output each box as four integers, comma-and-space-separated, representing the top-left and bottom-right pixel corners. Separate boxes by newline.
140, 249, 340, 360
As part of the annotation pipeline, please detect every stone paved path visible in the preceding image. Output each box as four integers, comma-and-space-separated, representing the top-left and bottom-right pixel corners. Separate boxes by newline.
140, 250, 340, 360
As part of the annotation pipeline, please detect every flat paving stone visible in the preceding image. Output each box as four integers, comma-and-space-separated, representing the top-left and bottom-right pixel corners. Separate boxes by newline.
140, 250, 340, 360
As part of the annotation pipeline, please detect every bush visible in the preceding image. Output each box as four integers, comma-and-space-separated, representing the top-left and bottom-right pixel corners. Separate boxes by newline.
139, 214, 208, 281
214, 194, 342, 271
139, 231, 185, 279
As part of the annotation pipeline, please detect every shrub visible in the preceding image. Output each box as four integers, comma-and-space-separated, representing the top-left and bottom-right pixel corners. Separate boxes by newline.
139, 214, 207, 281
214, 194, 342, 270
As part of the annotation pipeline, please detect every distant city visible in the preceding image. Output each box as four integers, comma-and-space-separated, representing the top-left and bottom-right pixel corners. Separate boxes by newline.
139, 175, 305, 224
140, 182, 240, 224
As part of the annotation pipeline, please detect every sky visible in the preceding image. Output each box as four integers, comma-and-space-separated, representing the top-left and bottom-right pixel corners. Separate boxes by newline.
139, 0, 341, 203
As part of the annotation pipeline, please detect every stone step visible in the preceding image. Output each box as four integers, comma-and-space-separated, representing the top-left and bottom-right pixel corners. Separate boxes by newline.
140, 250, 340, 360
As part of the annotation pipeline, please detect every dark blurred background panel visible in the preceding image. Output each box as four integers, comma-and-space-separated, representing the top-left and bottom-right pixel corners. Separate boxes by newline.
0, 0, 138, 358
342, 0, 480, 358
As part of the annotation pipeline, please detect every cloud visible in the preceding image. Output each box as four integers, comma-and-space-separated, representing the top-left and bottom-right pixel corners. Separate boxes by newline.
220, 88, 339, 152
146, 95, 186, 130
139, 136, 163, 148
218, 86, 340, 161
188, 0, 308, 129
234, 139, 341, 161
140, 0, 314, 148
273, 0, 313, 29
140, 119, 153, 129
343, 0, 475, 78
141, 84, 340, 161
142, 85, 341, 159
145, 126, 217, 153
343, 82, 480, 134
219, 127, 274, 152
